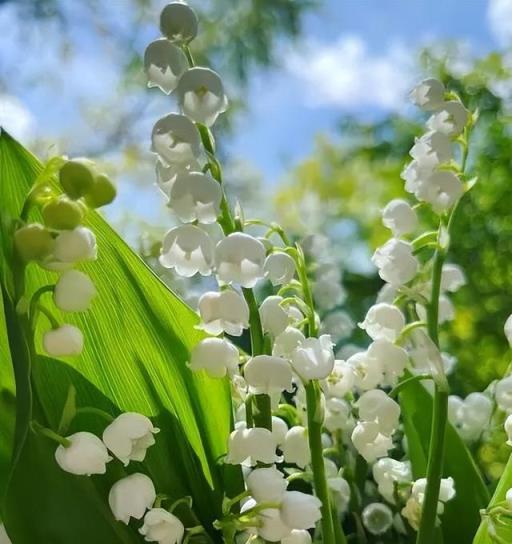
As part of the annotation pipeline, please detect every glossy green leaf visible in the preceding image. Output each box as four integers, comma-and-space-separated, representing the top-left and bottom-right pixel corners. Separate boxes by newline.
0, 130, 240, 542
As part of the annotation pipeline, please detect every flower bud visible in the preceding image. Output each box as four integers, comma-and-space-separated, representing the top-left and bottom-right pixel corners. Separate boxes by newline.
159, 224, 213, 277
372, 239, 418, 287
381, 199, 417, 237
259, 296, 290, 337
282, 530, 312, 544
144, 38, 187, 94
160, 2, 198, 43
84, 173, 117, 208
109, 473, 156, 524
246, 466, 288, 502
139, 508, 184, 544
55, 431, 111, 475
103, 412, 160, 466
215, 233, 266, 288
495, 376, 512, 413
151, 114, 201, 166
189, 337, 239, 378
43, 324, 84, 357
264, 252, 296, 286
53, 226, 97, 264
427, 101, 469, 137
176, 67, 228, 126
54, 270, 96, 312
291, 335, 335, 381
362, 503, 393, 535
59, 158, 96, 199
14, 223, 54, 262
359, 303, 405, 342
197, 289, 249, 336
441, 264, 466, 293
409, 78, 445, 111
168, 171, 222, 223
280, 491, 322, 530
244, 355, 293, 395
42, 196, 84, 230
283, 426, 310, 468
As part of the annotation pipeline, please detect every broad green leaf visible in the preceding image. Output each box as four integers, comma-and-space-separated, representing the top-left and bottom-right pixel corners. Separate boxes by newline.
400, 380, 490, 544
0, 130, 240, 542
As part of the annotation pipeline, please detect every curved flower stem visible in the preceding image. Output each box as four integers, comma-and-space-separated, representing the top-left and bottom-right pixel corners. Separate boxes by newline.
31, 420, 71, 447
389, 373, 432, 398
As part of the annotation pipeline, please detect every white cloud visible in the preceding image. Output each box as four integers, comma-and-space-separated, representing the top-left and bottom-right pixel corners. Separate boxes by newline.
0, 95, 34, 141
286, 35, 416, 111
488, 0, 512, 47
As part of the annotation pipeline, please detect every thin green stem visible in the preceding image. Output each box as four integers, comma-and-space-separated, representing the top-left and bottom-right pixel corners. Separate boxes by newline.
36, 303, 60, 329
389, 373, 432, 398
29, 284, 55, 323
31, 420, 71, 447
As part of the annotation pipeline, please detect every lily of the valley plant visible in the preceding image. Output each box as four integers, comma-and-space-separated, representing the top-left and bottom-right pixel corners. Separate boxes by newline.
3, 3, 512, 544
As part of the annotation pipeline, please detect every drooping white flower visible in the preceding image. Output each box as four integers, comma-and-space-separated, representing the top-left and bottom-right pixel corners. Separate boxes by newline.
291, 335, 335, 381
346, 350, 384, 391
448, 393, 493, 442
241, 499, 291, 542
139, 508, 184, 544
441, 263, 466, 292
376, 283, 398, 304
155, 159, 199, 197
215, 233, 266, 288
409, 131, 452, 166
415, 171, 463, 213
322, 359, 355, 398
366, 340, 408, 386
54, 270, 96, 312
273, 327, 306, 359
52, 227, 97, 265
176, 67, 228, 126
197, 289, 249, 336
362, 503, 393, 535
505, 314, 512, 347
159, 224, 213, 277
416, 294, 455, 325
102, 413, 160, 466
426, 101, 469, 136
55, 432, 111, 475
283, 426, 310, 468
401, 159, 435, 196
373, 238, 419, 287
356, 390, 400, 435
381, 199, 418, 237
351, 421, 394, 463
225, 427, 278, 465
143, 39, 187, 94
281, 530, 312, 544
324, 397, 352, 433
313, 281, 347, 311
244, 355, 293, 395
372, 457, 411, 504
264, 252, 296, 286
151, 114, 201, 166
168, 171, 222, 224
189, 337, 239, 378
409, 78, 445, 111
43, 324, 84, 357
320, 311, 354, 343
259, 296, 290, 337
359, 303, 405, 342
495, 376, 512, 413
324, 459, 351, 512
505, 415, 512, 446
280, 491, 322, 531
271, 416, 289, 446
246, 466, 288, 502
109, 473, 156, 524
160, 1, 198, 43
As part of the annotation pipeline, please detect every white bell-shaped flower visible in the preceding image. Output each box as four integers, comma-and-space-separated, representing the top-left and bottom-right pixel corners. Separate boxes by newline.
168, 171, 222, 224
197, 289, 249, 336
313, 281, 347, 311
346, 350, 384, 391
448, 393, 493, 442
264, 252, 296, 286
495, 376, 512, 412
324, 397, 352, 433
282, 530, 312, 544
381, 199, 418, 237
54, 270, 96, 312
139, 508, 184, 544
410, 131, 452, 166
283, 426, 310, 468
215, 233, 266, 288
151, 114, 201, 166
246, 466, 288, 502
351, 421, 393, 463
416, 171, 463, 213
241, 499, 291, 542
416, 294, 455, 325
155, 159, 199, 197
356, 390, 400, 435
144, 39, 187, 94
362, 503, 393, 535
102, 412, 160, 466
412, 477, 455, 504
225, 427, 278, 465
259, 296, 290, 337
244, 355, 293, 395
372, 457, 411, 504
160, 2, 198, 43
359, 303, 405, 342
271, 416, 289, 446
366, 340, 408, 386
273, 327, 306, 358
43, 324, 84, 357
409, 78, 445, 111
291, 335, 335, 381
51, 227, 97, 266
504, 414, 512, 446
159, 224, 213, 277
322, 359, 355, 398
426, 101, 469, 136
320, 311, 354, 342
55, 432, 111, 475
109, 473, 156, 524
189, 337, 239, 378
376, 283, 398, 304
280, 491, 322, 530
372, 239, 418, 286
401, 159, 434, 196
177, 67, 228, 126
505, 315, 512, 347
441, 263, 466, 293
